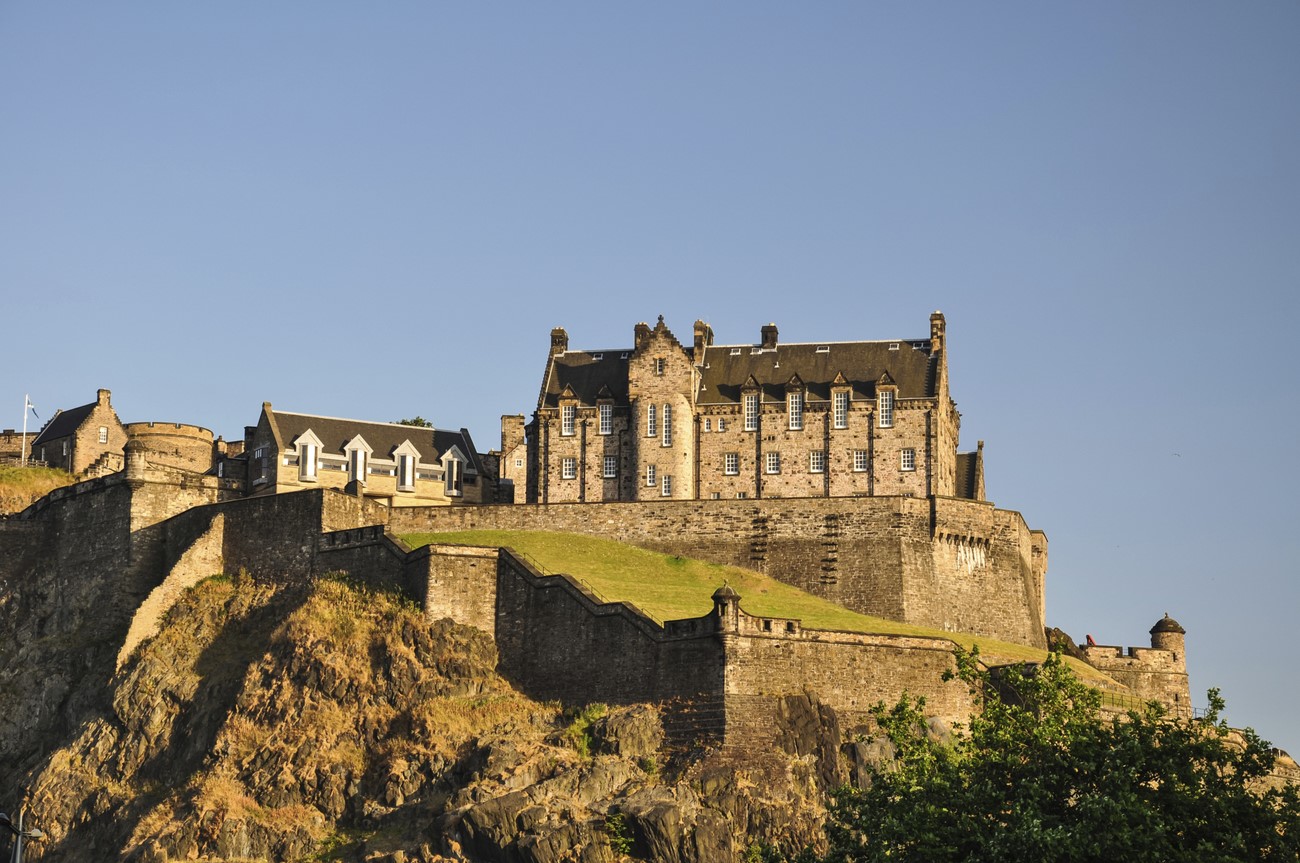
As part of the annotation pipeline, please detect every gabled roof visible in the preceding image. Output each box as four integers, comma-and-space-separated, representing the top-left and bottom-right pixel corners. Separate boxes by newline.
265, 409, 484, 474
31, 402, 97, 447
540, 351, 630, 408
697, 340, 937, 405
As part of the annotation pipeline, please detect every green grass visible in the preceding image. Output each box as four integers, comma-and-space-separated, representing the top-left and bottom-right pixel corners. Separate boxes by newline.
401, 529, 1108, 678
0, 464, 75, 513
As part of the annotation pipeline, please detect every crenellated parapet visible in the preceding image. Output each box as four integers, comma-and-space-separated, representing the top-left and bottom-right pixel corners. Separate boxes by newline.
1082, 614, 1191, 715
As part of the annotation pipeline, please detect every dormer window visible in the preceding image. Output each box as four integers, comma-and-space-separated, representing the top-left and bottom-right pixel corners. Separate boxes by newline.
743, 393, 759, 431
345, 435, 373, 486
878, 391, 894, 428
393, 439, 421, 492
598, 403, 612, 435
442, 449, 466, 496
561, 405, 575, 436
787, 392, 803, 430
294, 430, 323, 483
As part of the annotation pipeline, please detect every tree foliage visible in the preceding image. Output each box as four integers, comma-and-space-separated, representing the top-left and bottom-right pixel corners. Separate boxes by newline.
395, 416, 434, 428
824, 649, 1300, 863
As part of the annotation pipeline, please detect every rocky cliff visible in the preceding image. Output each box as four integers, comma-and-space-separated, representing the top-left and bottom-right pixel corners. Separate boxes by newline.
1, 573, 847, 862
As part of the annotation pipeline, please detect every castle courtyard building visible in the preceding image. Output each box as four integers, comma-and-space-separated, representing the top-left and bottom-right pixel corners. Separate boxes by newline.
525, 313, 984, 504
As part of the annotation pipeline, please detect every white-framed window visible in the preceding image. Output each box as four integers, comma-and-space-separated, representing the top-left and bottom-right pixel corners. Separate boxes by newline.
561, 405, 575, 436
724, 452, 739, 475
98, 426, 109, 444
878, 391, 894, 428
603, 455, 617, 478
809, 451, 826, 473
514, 458, 523, 468
298, 443, 318, 482
655, 357, 666, 375
736, 491, 748, 499
397, 454, 415, 490
788, 392, 803, 430
743, 393, 759, 431
717, 418, 727, 432
445, 456, 464, 495
62, 440, 69, 456
254, 446, 269, 484
853, 450, 869, 472
561, 457, 577, 479
646, 464, 657, 486
662, 404, 672, 446
661, 475, 673, 496
647, 404, 657, 437
599, 404, 612, 435
349, 449, 368, 485
765, 452, 781, 474
710, 492, 721, 500
703, 418, 711, 432
901, 448, 916, 471
833, 391, 849, 429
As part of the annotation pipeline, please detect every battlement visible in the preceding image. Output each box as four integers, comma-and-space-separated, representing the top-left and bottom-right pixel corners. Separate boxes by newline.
1081, 615, 1190, 714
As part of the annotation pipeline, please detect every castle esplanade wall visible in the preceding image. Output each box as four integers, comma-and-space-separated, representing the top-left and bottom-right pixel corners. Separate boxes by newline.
387, 495, 1047, 647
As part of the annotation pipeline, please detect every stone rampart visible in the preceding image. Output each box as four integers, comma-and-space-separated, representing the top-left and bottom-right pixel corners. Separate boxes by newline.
387, 494, 1047, 647
125, 422, 216, 473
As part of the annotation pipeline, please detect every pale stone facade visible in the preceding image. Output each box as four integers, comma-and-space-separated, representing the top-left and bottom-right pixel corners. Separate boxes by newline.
245, 404, 492, 507
525, 314, 982, 504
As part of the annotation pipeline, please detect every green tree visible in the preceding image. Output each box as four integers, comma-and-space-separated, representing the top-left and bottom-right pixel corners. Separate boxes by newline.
395, 416, 434, 428
824, 650, 1300, 863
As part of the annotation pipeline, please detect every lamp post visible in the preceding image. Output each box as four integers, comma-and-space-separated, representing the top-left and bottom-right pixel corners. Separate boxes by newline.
0, 808, 44, 863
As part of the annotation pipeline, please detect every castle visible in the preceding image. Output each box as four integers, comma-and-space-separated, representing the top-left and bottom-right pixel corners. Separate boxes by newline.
0, 312, 1192, 751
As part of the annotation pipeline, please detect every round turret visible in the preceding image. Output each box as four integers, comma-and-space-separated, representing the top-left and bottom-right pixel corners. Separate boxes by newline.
1149, 613, 1186, 655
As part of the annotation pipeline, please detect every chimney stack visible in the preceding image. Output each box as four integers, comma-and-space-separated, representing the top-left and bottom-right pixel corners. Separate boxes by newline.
550, 327, 569, 355
761, 323, 778, 350
693, 320, 714, 364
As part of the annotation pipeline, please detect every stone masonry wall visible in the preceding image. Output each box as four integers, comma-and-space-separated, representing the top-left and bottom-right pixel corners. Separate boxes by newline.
387, 495, 1047, 647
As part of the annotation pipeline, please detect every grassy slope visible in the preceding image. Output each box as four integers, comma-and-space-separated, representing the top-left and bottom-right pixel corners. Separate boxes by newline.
402, 529, 1107, 678
0, 465, 75, 513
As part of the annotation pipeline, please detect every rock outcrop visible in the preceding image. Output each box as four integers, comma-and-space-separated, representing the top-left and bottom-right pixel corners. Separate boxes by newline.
2, 573, 840, 862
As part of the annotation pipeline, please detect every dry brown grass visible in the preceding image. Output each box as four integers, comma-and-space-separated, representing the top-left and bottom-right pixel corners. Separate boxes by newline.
0, 465, 74, 513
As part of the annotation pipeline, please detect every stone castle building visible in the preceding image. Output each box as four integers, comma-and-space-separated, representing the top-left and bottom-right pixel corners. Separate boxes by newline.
27, 388, 127, 475
242, 404, 492, 507
523, 313, 984, 505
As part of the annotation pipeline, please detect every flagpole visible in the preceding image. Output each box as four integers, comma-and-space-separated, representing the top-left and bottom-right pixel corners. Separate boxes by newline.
21, 394, 29, 467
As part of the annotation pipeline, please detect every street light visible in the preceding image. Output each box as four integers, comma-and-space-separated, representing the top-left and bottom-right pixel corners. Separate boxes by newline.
0, 810, 44, 863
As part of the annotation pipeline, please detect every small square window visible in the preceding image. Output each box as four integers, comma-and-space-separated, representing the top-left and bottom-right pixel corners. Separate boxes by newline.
901, 449, 916, 471
562, 457, 577, 479
515, 458, 523, 468
736, 491, 748, 499
710, 492, 721, 500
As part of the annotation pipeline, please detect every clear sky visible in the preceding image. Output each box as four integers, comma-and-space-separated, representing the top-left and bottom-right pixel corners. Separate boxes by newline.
3, 3, 1298, 749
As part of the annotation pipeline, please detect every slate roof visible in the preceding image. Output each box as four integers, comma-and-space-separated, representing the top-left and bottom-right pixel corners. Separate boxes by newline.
266, 410, 484, 474
697, 340, 937, 405
539, 337, 938, 409
30, 402, 97, 447
540, 350, 631, 408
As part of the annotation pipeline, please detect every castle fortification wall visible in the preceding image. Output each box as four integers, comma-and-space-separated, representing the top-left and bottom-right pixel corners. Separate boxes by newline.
388, 495, 1046, 647
1084, 644, 1191, 715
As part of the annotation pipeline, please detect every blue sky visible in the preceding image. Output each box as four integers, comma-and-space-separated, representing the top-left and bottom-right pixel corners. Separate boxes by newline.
3, 3, 1298, 748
